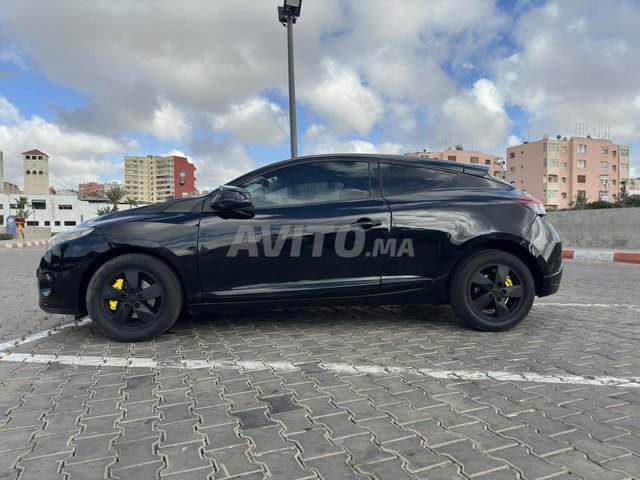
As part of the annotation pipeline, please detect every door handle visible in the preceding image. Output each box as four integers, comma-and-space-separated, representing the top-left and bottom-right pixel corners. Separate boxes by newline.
351, 218, 383, 230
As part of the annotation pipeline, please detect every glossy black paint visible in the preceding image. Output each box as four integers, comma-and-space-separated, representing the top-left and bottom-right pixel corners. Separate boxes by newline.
38, 154, 562, 318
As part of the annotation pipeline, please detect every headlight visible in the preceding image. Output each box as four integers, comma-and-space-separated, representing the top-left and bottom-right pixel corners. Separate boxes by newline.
48, 227, 95, 250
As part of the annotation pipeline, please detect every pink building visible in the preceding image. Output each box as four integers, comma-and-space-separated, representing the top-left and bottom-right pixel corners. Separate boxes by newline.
405, 148, 505, 178
506, 136, 630, 210
79, 182, 106, 198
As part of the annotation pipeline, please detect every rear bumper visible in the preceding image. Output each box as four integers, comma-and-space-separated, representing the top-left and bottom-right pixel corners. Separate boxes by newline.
538, 264, 562, 297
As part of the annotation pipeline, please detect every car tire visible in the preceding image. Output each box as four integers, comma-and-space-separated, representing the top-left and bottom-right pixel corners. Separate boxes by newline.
86, 254, 183, 342
449, 249, 535, 331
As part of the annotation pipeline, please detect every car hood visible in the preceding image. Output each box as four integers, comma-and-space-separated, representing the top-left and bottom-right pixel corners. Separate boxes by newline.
85, 196, 206, 227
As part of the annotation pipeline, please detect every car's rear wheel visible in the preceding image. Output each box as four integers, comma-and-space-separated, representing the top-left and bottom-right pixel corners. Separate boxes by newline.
449, 250, 535, 331
86, 254, 183, 342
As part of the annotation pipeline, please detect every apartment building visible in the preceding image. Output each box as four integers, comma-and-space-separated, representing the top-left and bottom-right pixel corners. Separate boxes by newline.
405, 147, 505, 178
124, 155, 196, 203
506, 136, 630, 210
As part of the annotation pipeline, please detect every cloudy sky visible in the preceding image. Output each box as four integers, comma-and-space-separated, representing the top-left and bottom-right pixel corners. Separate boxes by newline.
0, 0, 639, 190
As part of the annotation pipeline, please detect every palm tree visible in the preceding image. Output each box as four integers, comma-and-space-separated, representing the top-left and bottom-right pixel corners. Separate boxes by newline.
125, 197, 139, 209
14, 195, 32, 219
96, 206, 113, 216
105, 186, 126, 212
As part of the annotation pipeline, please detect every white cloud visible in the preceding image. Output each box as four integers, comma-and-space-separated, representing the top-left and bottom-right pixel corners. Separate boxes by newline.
0, 95, 21, 124
0, 98, 135, 189
303, 124, 408, 156
304, 60, 384, 136
149, 98, 190, 141
211, 96, 288, 144
430, 79, 511, 153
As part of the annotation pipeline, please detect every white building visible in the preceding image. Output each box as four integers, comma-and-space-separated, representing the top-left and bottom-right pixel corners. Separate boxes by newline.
0, 194, 108, 234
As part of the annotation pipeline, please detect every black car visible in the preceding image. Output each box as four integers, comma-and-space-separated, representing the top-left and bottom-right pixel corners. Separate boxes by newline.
38, 154, 562, 341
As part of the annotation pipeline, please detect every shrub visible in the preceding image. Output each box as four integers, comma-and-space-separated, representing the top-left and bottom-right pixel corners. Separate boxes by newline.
0, 233, 13, 240
584, 200, 617, 209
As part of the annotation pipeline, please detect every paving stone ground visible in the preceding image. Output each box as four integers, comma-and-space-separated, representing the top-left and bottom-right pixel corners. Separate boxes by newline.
0, 248, 638, 479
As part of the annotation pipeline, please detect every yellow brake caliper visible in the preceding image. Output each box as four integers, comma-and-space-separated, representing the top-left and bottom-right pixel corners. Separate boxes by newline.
491, 268, 514, 287
109, 278, 125, 311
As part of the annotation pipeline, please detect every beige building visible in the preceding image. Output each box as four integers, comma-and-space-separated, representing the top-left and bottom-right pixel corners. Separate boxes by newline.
405, 147, 505, 178
629, 177, 640, 196
23, 149, 50, 195
124, 155, 197, 204
0, 150, 3, 194
506, 136, 630, 210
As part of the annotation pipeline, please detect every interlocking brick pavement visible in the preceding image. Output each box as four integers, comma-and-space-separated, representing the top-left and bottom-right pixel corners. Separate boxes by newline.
0, 248, 639, 479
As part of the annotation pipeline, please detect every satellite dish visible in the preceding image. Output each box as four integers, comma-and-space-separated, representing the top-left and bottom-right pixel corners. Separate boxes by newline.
455, 145, 463, 150
556, 135, 562, 140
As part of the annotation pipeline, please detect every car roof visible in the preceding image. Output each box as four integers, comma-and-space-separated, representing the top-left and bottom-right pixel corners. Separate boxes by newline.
230, 153, 489, 185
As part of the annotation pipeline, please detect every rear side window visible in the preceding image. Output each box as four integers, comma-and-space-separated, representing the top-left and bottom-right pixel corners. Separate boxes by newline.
380, 163, 456, 196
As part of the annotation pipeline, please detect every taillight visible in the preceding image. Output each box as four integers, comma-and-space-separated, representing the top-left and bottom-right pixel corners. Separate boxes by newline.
514, 195, 546, 215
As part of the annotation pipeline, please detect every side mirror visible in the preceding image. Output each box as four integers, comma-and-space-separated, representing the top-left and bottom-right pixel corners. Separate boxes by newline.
211, 185, 252, 211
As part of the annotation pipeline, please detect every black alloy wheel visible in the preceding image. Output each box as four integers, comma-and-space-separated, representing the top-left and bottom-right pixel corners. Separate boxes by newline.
87, 254, 183, 341
449, 250, 535, 331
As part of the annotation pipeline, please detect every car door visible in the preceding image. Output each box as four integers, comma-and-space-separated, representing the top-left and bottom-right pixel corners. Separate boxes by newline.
197, 159, 391, 303
378, 161, 459, 293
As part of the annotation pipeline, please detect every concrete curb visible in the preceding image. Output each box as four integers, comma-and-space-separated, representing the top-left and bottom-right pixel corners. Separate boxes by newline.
563, 249, 640, 264
3, 241, 48, 249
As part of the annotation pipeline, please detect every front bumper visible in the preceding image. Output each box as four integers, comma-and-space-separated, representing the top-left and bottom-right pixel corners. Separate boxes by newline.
37, 229, 111, 316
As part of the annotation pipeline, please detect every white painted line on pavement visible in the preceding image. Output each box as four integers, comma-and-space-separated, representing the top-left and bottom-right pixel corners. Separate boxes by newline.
0, 352, 638, 389
0, 318, 92, 353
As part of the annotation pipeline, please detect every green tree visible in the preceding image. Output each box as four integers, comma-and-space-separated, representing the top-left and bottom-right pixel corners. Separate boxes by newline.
96, 206, 113, 216
617, 181, 628, 208
14, 195, 32, 219
105, 186, 126, 212
125, 197, 139, 209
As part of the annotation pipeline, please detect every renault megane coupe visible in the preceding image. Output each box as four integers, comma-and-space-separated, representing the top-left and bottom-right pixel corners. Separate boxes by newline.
38, 154, 562, 341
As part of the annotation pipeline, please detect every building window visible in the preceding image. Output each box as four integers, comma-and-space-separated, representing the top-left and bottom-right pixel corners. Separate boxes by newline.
577, 190, 586, 199
561, 162, 568, 168
32, 201, 46, 210
601, 147, 609, 154
485, 159, 491, 165
44, 221, 51, 226
561, 192, 567, 199
470, 156, 479, 164
548, 159, 558, 167
620, 148, 629, 157
547, 143, 558, 153
26, 170, 31, 175
621, 164, 628, 172
561, 146, 568, 153
612, 180, 617, 186
577, 175, 586, 183
58, 205, 73, 210
612, 165, 617, 172
548, 175, 558, 183
447, 155, 456, 161
600, 161, 608, 169
577, 144, 587, 153
64, 221, 77, 227
561, 177, 567, 184
54, 221, 61, 226
27, 221, 40, 226
509, 167, 516, 172
613, 150, 617, 157
509, 152, 515, 159
600, 176, 609, 185
577, 160, 586, 168
510, 181, 515, 185
547, 190, 558, 199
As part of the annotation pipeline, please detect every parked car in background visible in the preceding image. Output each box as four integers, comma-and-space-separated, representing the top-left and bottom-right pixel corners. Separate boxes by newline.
38, 154, 562, 341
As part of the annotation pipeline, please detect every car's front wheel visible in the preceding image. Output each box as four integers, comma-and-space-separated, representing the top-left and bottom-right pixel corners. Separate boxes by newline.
449, 250, 535, 331
86, 253, 183, 342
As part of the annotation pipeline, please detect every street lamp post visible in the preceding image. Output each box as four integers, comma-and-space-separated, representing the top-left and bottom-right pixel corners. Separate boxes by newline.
278, 0, 302, 159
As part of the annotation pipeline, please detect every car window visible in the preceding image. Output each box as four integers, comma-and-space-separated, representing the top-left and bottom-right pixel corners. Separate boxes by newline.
238, 161, 371, 208
380, 163, 456, 196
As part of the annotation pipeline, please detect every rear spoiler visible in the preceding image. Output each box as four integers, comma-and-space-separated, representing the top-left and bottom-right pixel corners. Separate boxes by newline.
463, 164, 490, 177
